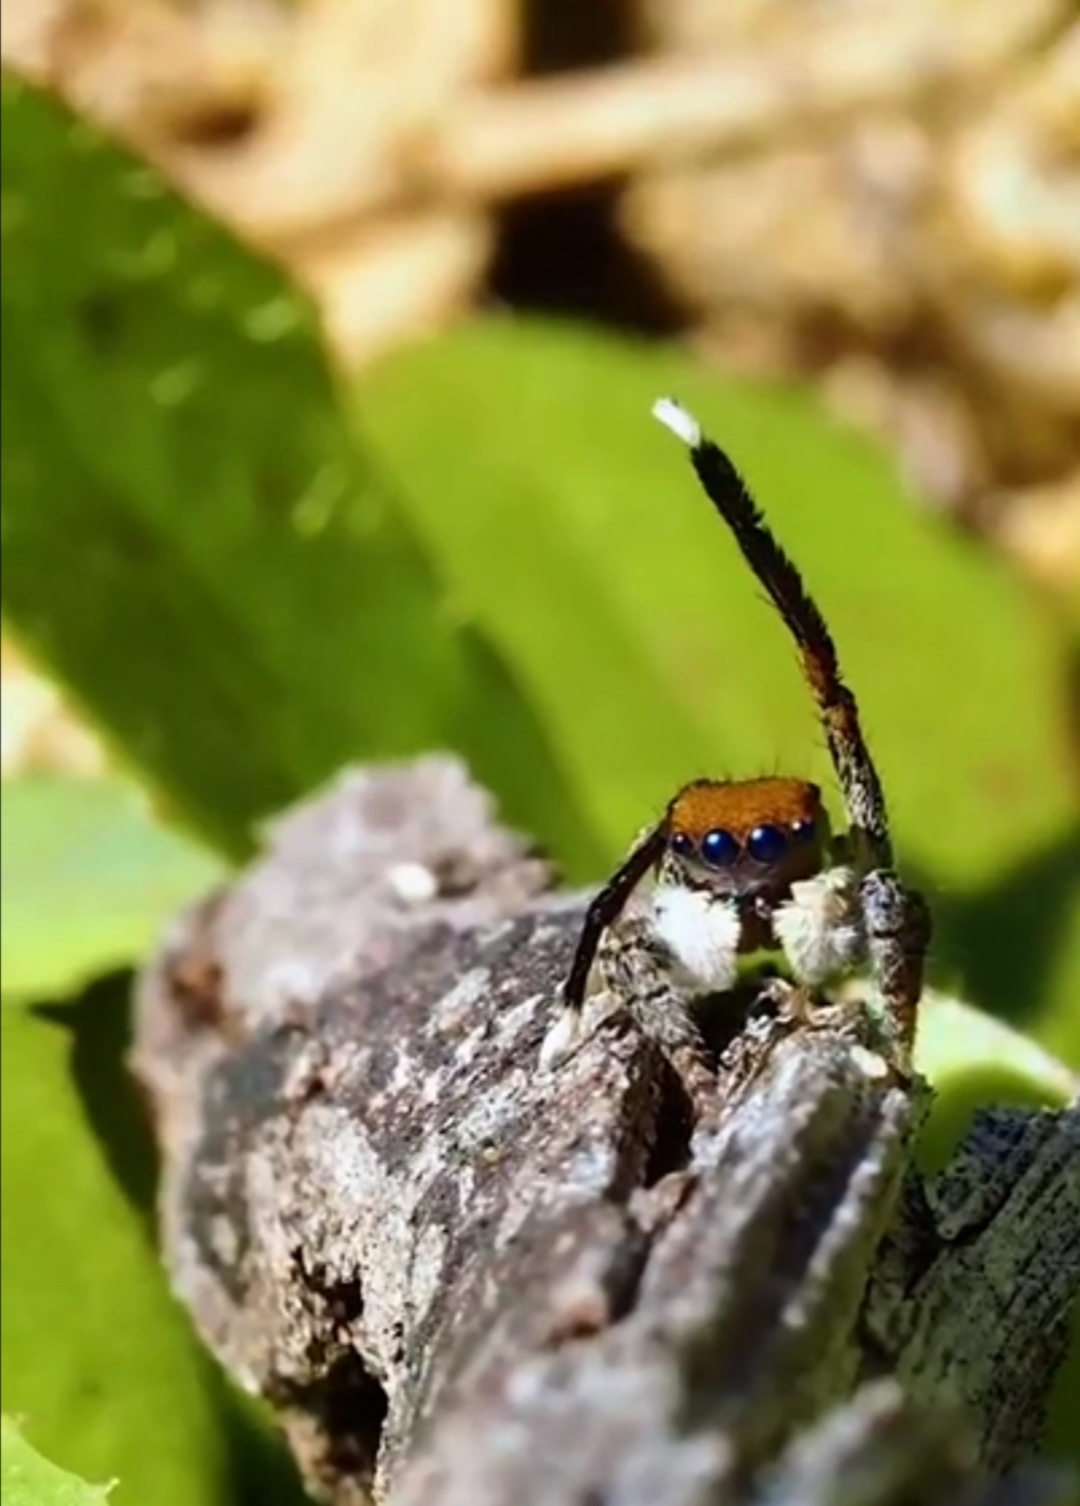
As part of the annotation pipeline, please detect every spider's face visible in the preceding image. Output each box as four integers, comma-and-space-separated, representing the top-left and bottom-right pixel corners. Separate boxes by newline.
661, 777, 829, 904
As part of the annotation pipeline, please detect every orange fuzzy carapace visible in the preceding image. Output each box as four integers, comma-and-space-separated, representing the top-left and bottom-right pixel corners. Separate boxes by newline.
668, 778, 822, 843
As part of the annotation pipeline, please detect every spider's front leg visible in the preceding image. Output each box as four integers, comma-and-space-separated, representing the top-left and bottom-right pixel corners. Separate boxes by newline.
858, 868, 932, 1072
538, 909, 713, 1072
593, 912, 711, 1060
540, 850, 746, 1073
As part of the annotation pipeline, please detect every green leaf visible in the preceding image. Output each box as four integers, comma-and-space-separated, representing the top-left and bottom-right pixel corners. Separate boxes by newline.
1, 775, 222, 1000
1, 1417, 112, 1506
358, 317, 1079, 1050
0, 74, 600, 873
914, 991, 1076, 1174
0, 1001, 231, 1504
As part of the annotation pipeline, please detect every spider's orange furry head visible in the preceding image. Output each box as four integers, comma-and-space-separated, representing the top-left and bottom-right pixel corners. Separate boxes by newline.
664, 777, 827, 894
668, 777, 821, 843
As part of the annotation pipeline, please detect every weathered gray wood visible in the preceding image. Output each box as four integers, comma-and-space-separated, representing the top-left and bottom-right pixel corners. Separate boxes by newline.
132, 757, 1079, 1506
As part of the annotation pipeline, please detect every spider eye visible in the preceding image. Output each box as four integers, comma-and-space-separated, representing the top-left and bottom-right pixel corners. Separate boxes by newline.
701, 829, 740, 868
790, 818, 816, 844
670, 831, 696, 859
747, 824, 787, 863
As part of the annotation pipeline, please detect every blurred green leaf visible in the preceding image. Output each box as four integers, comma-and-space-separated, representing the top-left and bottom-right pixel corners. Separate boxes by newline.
914, 991, 1076, 1174
0, 74, 598, 873
0, 1003, 229, 1504
1, 775, 222, 1000
358, 317, 1079, 1048
1, 1417, 112, 1506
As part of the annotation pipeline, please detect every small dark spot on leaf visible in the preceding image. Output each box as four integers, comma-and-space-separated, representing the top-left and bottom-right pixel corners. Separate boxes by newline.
78, 291, 125, 352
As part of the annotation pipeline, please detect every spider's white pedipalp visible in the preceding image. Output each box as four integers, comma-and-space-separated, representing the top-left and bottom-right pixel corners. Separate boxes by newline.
772, 866, 863, 985
649, 885, 742, 992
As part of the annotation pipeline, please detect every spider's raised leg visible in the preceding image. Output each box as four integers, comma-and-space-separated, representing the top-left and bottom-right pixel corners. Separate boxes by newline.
653, 398, 931, 1063
652, 398, 891, 876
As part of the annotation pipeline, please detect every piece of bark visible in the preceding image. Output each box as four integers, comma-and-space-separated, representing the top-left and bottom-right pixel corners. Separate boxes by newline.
132, 756, 1080, 1506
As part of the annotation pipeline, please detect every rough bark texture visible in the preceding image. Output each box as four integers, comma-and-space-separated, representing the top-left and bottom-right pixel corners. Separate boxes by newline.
132, 756, 1080, 1506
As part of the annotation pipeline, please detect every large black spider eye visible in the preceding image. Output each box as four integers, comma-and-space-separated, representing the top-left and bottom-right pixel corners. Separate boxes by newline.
701, 828, 740, 868
790, 818, 816, 844
747, 824, 787, 864
670, 831, 696, 859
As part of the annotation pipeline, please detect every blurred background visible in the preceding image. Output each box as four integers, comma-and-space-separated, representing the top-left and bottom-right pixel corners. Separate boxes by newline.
5, 0, 1079, 562
1, 1, 1078, 1499
4, 0, 1078, 1027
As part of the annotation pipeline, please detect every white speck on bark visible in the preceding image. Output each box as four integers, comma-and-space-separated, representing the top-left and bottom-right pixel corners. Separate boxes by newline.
388, 862, 440, 905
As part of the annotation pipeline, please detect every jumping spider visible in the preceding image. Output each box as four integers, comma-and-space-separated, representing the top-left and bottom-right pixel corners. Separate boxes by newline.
541, 398, 931, 1075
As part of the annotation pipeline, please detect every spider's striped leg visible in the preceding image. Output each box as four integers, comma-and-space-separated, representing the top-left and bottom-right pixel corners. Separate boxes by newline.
595, 914, 705, 1059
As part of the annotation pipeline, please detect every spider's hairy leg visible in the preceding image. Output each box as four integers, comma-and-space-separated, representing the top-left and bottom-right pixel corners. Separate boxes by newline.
652, 397, 892, 875
653, 396, 931, 1062
860, 869, 932, 1071
539, 821, 667, 1069
595, 913, 709, 1059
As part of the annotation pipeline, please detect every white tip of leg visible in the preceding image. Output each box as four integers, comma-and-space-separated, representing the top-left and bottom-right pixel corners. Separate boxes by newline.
849, 1044, 890, 1081
652, 397, 702, 449
539, 1008, 583, 1071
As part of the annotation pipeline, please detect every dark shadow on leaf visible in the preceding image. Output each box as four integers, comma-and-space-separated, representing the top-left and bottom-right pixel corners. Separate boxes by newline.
33, 968, 157, 1224
205, 1362, 310, 1506
924, 822, 1080, 1037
